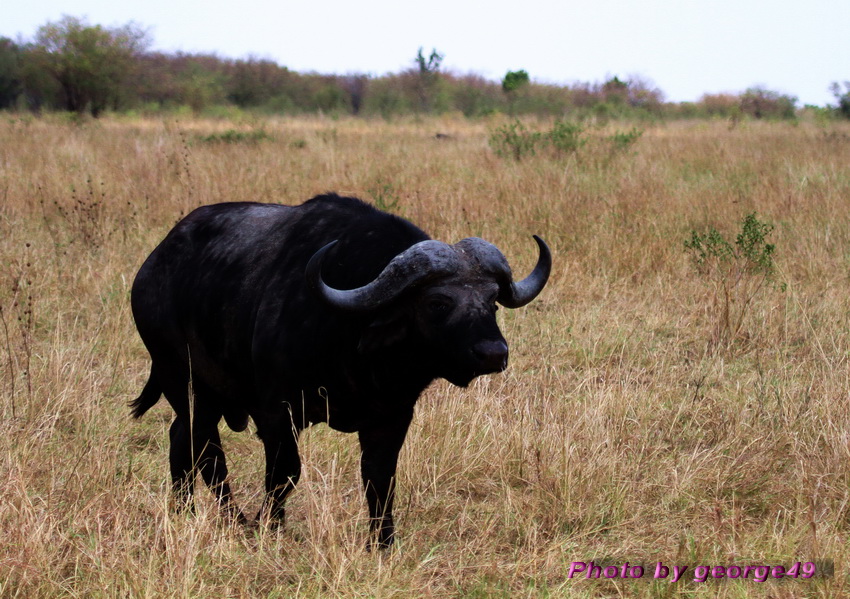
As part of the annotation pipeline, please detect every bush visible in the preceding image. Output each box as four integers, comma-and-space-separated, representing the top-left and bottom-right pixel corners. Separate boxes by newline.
488, 120, 542, 160
489, 119, 589, 161
608, 127, 643, 152
546, 120, 585, 154
685, 213, 781, 350
489, 120, 646, 161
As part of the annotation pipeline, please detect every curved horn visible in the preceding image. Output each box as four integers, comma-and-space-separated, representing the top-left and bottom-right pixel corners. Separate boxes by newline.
453, 235, 551, 308
306, 239, 460, 311
498, 235, 551, 308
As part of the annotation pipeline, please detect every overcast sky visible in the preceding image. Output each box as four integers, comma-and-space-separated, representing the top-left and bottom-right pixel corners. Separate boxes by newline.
4, 0, 848, 106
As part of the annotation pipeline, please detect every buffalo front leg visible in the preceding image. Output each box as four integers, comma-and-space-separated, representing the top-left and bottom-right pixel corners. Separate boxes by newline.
357, 410, 414, 548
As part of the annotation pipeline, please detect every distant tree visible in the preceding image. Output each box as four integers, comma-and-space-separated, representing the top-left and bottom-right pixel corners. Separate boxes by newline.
228, 59, 273, 107
698, 93, 740, 118
501, 69, 529, 115
224, 58, 294, 109
15, 43, 60, 111
32, 16, 149, 116
502, 69, 529, 93
623, 74, 664, 110
739, 86, 797, 119
134, 52, 185, 107
340, 74, 367, 115
0, 38, 22, 109
178, 59, 226, 113
362, 74, 413, 118
602, 76, 629, 105
312, 82, 348, 114
448, 73, 502, 117
830, 81, 850, 119
414, 47, 443, 112
416, 47, 443, 77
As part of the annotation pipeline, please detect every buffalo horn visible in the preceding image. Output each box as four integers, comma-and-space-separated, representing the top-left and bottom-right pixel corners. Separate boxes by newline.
499, 235, 551, 308
455, 235, 551, 309
306, 239, 461, 311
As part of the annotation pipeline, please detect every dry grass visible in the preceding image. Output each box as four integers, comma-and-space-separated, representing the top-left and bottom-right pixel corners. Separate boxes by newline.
1, 113, 849, 597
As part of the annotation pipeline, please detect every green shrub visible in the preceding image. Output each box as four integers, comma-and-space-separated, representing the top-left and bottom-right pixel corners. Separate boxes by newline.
684, 213, 781, 350
608, 127, 642, 151
489, 120, 647, 162
546, 120, 585, 154
489, 119, 588, 160
488, 120, 541, 161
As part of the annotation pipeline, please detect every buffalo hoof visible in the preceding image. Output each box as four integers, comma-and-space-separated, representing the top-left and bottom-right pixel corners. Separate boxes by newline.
226, 506, 249, 526
256, 503, 286, 528
366, 523, 395, 551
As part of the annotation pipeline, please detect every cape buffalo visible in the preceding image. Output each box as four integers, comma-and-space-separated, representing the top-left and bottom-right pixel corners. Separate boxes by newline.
130, 193, 550, 546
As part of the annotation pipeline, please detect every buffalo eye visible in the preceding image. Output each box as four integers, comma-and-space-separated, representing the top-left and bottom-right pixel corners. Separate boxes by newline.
425, 296, 454, 318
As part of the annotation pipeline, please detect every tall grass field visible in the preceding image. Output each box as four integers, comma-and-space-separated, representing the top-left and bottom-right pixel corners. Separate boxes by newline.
1, 114, 849, 597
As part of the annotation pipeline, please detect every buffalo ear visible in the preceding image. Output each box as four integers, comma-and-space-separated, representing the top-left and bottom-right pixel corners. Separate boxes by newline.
358, 312, 408, 354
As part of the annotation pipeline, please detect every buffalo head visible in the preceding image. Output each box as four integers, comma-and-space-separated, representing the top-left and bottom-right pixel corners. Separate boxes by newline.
306, 235, 551, 387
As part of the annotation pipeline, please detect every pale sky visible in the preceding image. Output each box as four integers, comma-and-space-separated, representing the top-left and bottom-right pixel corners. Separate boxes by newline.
3, 0, 848, 106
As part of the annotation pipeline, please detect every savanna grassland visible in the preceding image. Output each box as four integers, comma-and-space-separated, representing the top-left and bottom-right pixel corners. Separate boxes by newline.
1, 113, 850, 598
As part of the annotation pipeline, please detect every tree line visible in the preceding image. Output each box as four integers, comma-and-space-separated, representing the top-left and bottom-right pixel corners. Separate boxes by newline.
0, 16, 844, 120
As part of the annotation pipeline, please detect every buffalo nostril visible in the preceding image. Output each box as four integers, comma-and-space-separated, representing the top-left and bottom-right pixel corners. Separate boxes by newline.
472, 340, 509, 372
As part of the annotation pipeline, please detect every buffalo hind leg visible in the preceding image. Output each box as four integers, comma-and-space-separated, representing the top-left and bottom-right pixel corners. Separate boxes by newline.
195, 416, 245, 523
358, 410, 414, 548
169, 416, 195, 511
256, 416, 302, 524
169, 410, 245, 522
